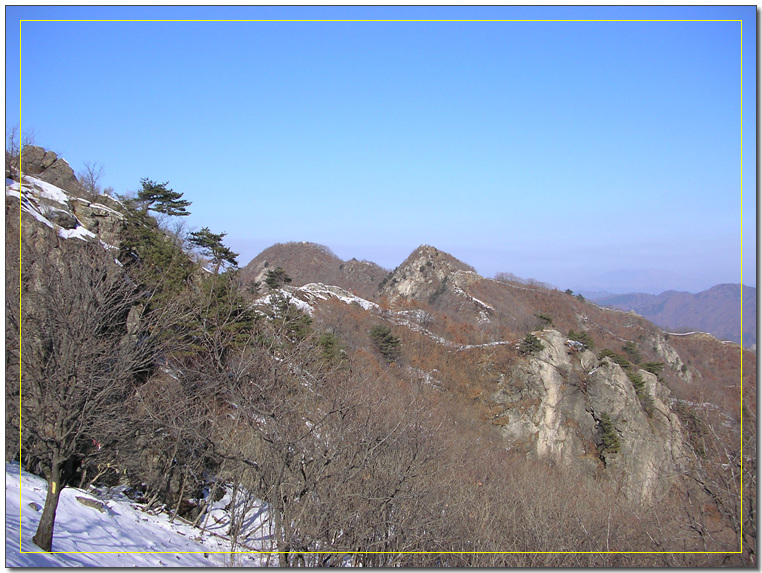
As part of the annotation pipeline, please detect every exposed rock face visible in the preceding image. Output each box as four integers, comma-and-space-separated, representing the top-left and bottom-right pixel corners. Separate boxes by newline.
19, 145, 46, 174
379, 245, 476, 302
48, 209, 78, 229
587, 360, 686, 502
491, 329, 686, 504
7, 175, 125, 247
647, 331, 692, 384
70, 197, 126, 245
21, 146, 80, 195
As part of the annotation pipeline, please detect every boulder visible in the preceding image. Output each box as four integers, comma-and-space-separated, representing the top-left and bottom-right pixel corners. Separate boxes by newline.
39, 158, 79, 195
48, 209, 79, 230
20, 146, 81, 195
20, 145, 46, 174
71, 198, 125, 245
75, 496, 107, 513
41, 150, 58, 170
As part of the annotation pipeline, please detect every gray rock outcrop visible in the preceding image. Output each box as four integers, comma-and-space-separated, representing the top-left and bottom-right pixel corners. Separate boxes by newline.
21, 145, 80, 194
8, 174, 126, 247
71, 197, 126, 245
380, 245, 477, 303
491, 329, 686, 504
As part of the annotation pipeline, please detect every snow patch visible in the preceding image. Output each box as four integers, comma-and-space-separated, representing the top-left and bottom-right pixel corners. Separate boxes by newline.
300, 282, 380, 312
5, 462, 270, 567
58, 225, 97, 241
256, 290, 315, 315
25, 175, 70, 205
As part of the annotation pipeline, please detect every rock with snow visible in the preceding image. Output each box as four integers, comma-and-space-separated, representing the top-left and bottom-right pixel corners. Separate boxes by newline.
48, 208, 79, 229
7, 176, 125, 247
21, 145, 80, 194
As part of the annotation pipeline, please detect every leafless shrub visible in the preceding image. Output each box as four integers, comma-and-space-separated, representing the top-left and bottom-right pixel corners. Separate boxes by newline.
77, 161, 104, 198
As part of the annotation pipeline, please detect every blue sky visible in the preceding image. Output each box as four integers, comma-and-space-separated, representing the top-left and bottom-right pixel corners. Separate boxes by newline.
6, 5, 755, 293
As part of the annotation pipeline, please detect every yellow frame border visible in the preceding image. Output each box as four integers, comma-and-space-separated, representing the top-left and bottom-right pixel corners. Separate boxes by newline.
16, 17, 746, 559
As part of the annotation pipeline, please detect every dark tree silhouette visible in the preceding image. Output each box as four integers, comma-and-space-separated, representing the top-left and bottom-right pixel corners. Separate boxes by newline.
188, 227, 238, 274
137, 178, 191, 217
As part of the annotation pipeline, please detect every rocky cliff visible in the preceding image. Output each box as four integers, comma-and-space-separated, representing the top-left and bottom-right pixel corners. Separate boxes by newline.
489, 329, 686, 503
20, 145, 80, 195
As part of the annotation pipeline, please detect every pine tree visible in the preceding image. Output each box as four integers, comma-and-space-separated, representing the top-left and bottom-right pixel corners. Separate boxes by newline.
369, 324, 401, 363
520, 333, 544, 355
181, 272, 254, 367
599, 412, 621, 459
137, 178, 191, 217
117, 202, 196, 304
188, 227, 238, 274
264, 267, 292, 290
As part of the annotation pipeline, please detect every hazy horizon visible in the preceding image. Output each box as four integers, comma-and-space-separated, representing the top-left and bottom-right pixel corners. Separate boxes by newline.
7, 6, 755, 294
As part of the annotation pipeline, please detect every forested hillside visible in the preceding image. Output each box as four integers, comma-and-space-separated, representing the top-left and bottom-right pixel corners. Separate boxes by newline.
6, 143, 756, 566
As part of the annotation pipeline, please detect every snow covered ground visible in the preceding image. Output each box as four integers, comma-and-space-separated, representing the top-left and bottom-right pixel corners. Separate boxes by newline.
5, 461, 274, 567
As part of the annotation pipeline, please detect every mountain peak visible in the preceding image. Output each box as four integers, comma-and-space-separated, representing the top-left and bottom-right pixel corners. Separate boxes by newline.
379, 245, 478, 301
239, 241, 387, 299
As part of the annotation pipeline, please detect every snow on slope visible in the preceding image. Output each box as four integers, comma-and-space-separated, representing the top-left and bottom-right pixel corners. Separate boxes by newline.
6, 177, 97, 242
5, 462, 272, 567
254, 283, 521, 353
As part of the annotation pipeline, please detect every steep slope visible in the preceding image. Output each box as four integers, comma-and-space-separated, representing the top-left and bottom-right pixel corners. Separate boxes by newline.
491, 329, 687, 503
5, 462, 266, 567
10, 161, 752, 557
594, 284, 756, 347
239, 242, 388, 300
20, 145, 80, 195
378, 245, 501, 325
254, 278, 697, 503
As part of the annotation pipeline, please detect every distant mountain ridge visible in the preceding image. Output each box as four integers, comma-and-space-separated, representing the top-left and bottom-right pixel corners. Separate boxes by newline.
592, 284, 756, 347
240, 242, 756, 349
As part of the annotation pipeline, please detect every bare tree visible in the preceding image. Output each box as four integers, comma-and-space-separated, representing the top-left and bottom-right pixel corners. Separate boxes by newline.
6, 125, 35, 178
678, 398, 754, 563
77, 161, 104, 197
12, 229, 162, 551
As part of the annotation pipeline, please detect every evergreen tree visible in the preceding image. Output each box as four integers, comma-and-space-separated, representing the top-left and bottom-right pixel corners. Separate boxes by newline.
181, 272, 255, 368
265, 267, 292, 290
520, 333, 544, 355
568, 329, 595, 350
369, 324, 401, 363
317, 331, 345, 364
117, 202, 196, 305
137, 178, 191, 217
188, 227, 239, 274
599, 412, 621, 459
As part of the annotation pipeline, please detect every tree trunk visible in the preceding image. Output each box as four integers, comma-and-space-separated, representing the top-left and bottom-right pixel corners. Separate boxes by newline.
32, 460, 63, 552
169, 471, 187, 524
